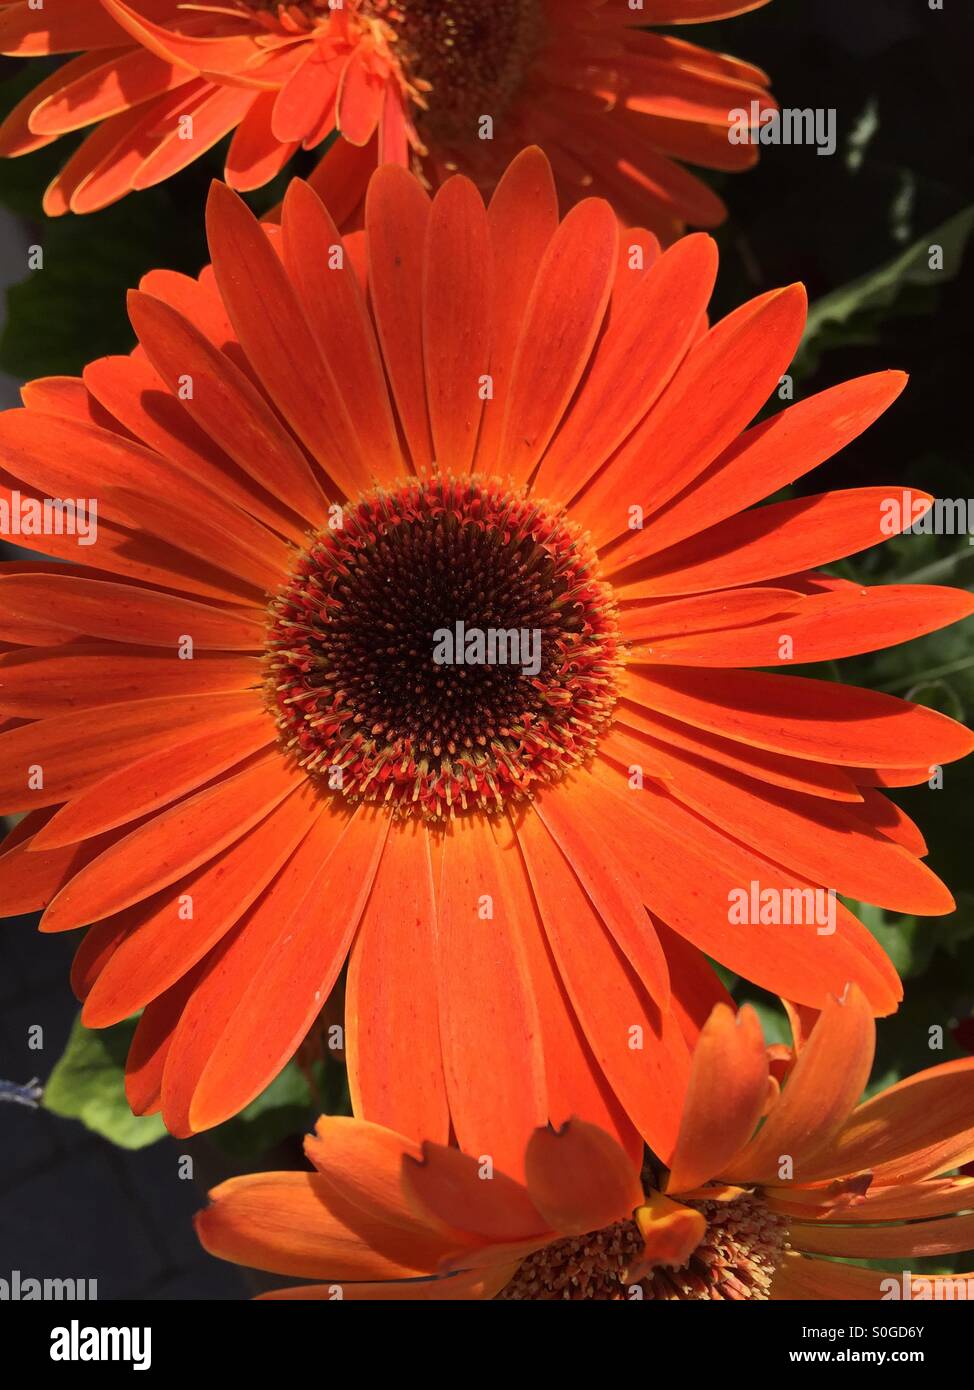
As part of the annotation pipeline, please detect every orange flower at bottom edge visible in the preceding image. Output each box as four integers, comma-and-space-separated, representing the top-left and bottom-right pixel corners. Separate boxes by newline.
0, 0, 775, 236
195, 988, 974, 1301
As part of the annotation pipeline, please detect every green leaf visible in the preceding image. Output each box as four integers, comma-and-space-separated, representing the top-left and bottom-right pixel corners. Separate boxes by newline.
794, 205, 974, 375
42, 1013, 166, 1150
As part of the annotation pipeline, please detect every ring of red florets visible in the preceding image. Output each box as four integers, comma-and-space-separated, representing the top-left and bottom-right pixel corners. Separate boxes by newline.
265, 474, 620, 821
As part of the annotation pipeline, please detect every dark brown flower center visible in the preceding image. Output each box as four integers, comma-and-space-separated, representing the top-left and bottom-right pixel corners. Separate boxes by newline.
372, 0, 544, 145
497, 1195, 790, 1302
265, 475, 619, 821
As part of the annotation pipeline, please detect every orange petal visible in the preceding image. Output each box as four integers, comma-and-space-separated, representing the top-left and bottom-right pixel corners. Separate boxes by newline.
621, 372, 908, 563
730, 986, 875, 1183
534, 233, 716, 505
126, 288, 329, 528
498, 197, 617, 487
609, 489, 934, 596
514, 805, 691, 1159
41, 750, 303, 932
345, 818, 450, 1146
435, 816, 547, 1180
195, 1172, 431, 1282
402, 1140, 547, 1243
475, 146, 559, 470
187, 806, 388, 1132
666, 1003, 769, 1194
0, 691, 261, 814
1, 570, 262, 652
601, 727, 955, 916
577, 284, 807, 546
205, 181, 377, 497
0, 644, 258, 720
280, 178, 402, 481
524, 1120, 644, 1235
422, 176, 492, 474
34, 708, 274, 849
814, 1057, 974, 1185
623, 666, 974, 770
80, 784, 315, 1027
365, 165, 434, 474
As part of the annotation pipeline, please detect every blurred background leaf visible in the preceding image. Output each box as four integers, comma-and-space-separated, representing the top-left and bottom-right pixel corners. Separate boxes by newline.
43, 1014, 166, 1150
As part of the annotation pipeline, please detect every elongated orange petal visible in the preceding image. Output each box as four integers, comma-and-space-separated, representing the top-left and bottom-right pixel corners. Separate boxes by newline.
644, 584, 974, 665
729, 986, 875, 1183
281, 178, 402, 480
41, 750, 302, 932
34, 709, 273, 849
195, 1172, 433, 1282
0, 644, 258, 719
624, 667, 974, 769
188, 807, 388, 1132
499, 198, 617, 487
624, 372, 908, 562
0, 572, 262, 651
600, 727, 955, 915
514, 805, 691, 1159
126, 290, 330, 528
0, 691, 260, 814
422, 176, 492, 474
80, 784, 315, 1027
345, 818, 450, 1146
534, 233, 716, 504
790, 1211, 974, 1260
475, 147, 559, 471
583, 759, 902, 1015
365, 165, 434, 474
435, 816, 547, 1180
615, 697, 861, 802
159, 803, 339, 1133
609, 490, 933, 595
577, 283, 807, 545
666, 1003, 768, 1194
809, 1058, 974, 1185
125, 965, 203, 1116
207, 180, 383, 498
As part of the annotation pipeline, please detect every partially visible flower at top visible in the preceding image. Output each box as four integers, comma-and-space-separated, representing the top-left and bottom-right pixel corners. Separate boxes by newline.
195, 989, 974, 1301
0, 148, 971, 1158
0, 0, 775, 235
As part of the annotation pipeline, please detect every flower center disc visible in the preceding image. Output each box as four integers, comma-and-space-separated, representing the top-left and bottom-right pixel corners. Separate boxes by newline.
266, 476, 620, 821
498, 1196, 790, 1301
372, 0, 544, 145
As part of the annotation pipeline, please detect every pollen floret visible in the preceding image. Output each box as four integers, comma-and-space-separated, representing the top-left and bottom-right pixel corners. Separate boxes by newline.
266, 474, 620, 820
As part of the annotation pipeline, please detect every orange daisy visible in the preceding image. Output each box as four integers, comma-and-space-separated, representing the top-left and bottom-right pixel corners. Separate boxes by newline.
0, 0, 775, 235
0, 149, 971, 1163
194, 989, 974, 1301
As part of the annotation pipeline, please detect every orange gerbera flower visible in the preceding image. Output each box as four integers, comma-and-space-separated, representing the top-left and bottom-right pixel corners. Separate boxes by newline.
0, 0, 775, 235
0, 150, 971, 1159
195, 990, 974, 1301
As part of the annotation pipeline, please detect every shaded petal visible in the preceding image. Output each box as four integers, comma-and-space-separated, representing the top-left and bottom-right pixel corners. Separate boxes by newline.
666, 1003, 768, 1194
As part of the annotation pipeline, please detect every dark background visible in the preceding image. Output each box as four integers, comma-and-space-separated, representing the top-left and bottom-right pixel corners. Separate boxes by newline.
1, 0, 972, 1298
